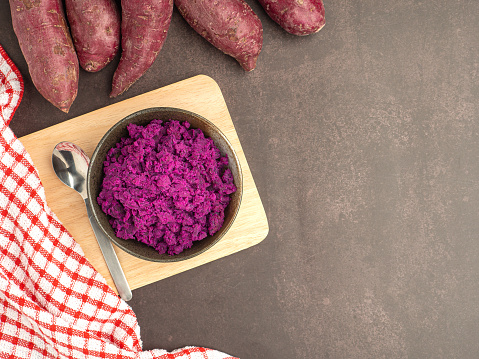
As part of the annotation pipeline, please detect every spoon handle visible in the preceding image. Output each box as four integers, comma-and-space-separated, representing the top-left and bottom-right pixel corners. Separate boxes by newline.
84, 198, 133, 301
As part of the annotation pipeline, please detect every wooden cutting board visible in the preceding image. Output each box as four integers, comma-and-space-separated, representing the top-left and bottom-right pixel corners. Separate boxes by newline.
19, 75, 269, 293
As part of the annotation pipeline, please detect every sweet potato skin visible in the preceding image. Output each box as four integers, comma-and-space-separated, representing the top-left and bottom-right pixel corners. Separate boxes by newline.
110, 0, 173, 98
65, 0, 120, 72
258, 0, 325, 36
175, 0, 263, 71
9, 0, 79, 113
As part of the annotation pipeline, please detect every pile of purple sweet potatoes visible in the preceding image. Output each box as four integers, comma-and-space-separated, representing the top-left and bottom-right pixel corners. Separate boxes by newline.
9, 0, 325, 113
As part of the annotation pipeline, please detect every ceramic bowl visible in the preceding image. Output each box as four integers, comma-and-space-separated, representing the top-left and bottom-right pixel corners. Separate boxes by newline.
87, 107, 243, 262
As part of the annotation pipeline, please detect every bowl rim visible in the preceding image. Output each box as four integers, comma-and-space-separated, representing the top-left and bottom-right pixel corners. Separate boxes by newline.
86, 107, 243, 262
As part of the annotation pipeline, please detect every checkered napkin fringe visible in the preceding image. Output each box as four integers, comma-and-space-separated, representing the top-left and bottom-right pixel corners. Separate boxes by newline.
0, 45, 238, 359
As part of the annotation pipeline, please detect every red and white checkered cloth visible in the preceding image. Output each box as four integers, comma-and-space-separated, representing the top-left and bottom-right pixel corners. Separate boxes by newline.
0, 45, 238, 359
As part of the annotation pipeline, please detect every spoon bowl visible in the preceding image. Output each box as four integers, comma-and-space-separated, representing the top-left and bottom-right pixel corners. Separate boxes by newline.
52, 142, 90, 198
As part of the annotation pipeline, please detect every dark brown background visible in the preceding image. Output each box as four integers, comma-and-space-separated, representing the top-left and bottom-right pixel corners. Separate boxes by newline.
2, 0, 479, 358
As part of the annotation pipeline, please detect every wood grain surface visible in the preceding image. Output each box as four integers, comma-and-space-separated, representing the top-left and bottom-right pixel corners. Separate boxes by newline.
19, 75, 269, 293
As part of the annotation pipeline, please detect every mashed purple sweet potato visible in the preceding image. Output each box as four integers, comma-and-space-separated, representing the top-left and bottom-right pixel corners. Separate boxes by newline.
97, 119, 236, 255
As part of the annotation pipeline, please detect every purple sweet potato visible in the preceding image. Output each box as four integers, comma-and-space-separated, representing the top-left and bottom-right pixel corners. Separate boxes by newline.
110, 0, 173, 98
65, 0, 120, 72
257, 0, 325, 36
9, 0, 79, 113
175, 0, 263, 71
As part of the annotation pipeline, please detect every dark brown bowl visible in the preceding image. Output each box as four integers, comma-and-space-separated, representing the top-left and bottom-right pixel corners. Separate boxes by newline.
87, 107, 243, 262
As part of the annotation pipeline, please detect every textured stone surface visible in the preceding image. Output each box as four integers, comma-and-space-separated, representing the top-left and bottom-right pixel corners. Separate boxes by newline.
2, 0, 479, 358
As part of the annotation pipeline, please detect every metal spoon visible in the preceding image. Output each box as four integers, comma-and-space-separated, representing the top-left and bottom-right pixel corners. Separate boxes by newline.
52, 141, 132, 301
